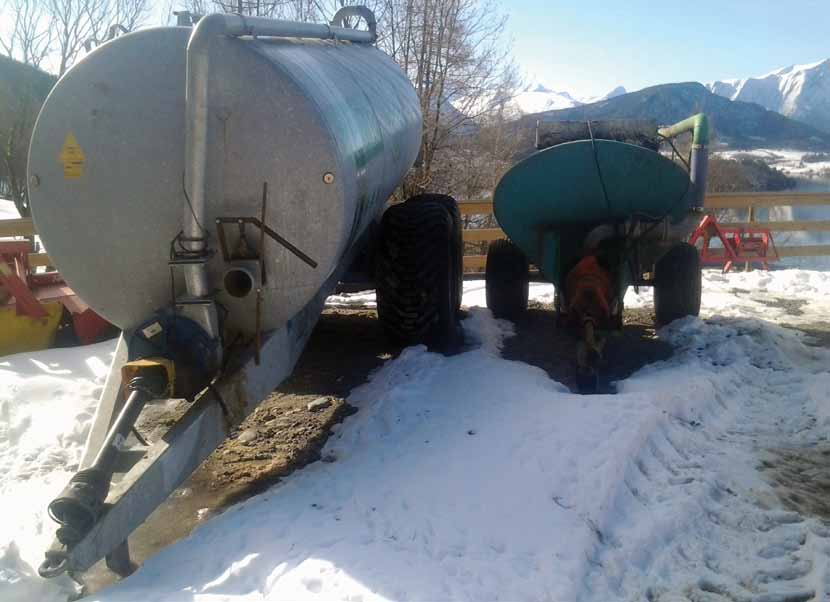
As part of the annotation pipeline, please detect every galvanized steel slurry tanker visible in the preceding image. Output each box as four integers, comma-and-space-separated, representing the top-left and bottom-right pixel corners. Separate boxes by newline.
28, 8, 463, 580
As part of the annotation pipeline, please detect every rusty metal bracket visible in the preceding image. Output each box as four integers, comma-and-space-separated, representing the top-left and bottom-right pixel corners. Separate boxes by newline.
216, 217, 317, 268
215, 184, 318, 272
259, 184, 267, 284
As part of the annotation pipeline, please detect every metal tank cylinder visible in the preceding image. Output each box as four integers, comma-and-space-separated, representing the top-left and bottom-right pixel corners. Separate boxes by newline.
27, 19, 421, 335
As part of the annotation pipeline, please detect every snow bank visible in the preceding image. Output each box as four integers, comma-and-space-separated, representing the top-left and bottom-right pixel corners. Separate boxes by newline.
626, 268, 830, 325
585, 316, 830, 600
0, 199, 20, 221
93, 307, 682, 601
715, 148, 830, 178
0, 341, 116, 601
89, 298, 830, 600
4, 270, 830, 602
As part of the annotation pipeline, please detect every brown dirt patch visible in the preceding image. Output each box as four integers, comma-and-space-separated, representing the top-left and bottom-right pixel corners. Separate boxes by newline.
783, 321, 830, 349
201, 307, 393, 494
760, 445, 830, 521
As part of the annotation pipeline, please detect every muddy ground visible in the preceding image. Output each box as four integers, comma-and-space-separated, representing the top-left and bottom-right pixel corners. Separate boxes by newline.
758, 319, 830, 523
85, 307, 395, 593
83, 303, 830, 594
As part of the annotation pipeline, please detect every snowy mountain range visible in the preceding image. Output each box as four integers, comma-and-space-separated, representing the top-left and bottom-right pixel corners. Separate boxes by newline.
519, 82, 830, 153
511, 83, 626, 115
707, 58, 830, 133
513, 59, 830, 136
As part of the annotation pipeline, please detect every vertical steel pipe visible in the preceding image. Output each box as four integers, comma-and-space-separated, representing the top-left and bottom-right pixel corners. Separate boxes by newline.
183, 12, 377, 299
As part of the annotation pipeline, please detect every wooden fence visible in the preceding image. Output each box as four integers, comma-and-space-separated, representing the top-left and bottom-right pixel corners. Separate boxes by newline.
3, 191, 830, 272
460, 192, 830, 271
0, 218, 51, 267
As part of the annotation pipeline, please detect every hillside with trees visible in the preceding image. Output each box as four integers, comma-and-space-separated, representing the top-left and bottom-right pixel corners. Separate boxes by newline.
0, 55, 54, 216
0, 0, 151, 215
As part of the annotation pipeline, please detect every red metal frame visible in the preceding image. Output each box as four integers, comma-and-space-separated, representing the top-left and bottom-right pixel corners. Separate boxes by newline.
1, 241, 49, 318
688, 214, 779, 273
1, 240, 112, 344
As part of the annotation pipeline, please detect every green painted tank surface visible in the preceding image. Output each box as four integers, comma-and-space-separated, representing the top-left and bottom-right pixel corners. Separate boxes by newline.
493, 140, 691, 285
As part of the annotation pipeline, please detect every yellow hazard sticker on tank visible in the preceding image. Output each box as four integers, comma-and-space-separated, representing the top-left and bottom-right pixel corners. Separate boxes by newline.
59, 133, 85, 179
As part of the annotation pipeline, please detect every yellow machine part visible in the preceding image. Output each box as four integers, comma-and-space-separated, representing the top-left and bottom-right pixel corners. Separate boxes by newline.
0, 301, 64, 357
120, 357, 176, 398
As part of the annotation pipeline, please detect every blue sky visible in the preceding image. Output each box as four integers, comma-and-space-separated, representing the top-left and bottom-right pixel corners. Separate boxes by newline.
2, 0, 826, 94
502, 0, 829, 98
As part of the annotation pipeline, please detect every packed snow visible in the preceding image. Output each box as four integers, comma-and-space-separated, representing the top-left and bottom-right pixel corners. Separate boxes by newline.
3, 271, 830, 601
0, 341, 117, 602
715, 148, 830, 179
1, 198, 20, 222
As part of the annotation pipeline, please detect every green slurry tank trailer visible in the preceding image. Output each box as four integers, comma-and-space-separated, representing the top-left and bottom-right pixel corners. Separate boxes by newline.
485, 115, 708, 390
26, 2, 706, 581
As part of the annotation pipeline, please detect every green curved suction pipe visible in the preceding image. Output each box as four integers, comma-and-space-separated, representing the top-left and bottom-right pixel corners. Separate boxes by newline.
658, 113, 709, 209
657, 113, 709, 146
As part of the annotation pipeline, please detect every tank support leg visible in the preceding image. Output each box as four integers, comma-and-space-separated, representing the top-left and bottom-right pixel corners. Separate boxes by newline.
79, 334, 130, 469
105, 540, 135, 577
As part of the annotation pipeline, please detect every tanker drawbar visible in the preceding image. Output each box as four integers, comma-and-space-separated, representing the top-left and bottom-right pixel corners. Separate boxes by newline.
28, 7, 464, 584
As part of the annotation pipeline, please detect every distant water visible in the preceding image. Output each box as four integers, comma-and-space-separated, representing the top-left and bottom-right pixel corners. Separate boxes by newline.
793, 177, 830, 193
772, 177, 830, 270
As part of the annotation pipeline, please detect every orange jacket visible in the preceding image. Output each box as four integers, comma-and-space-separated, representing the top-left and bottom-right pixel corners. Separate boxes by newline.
565, 255, 612, 323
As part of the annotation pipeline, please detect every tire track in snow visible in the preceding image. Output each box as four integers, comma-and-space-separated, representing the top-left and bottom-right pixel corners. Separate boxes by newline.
580, 317, 830, 602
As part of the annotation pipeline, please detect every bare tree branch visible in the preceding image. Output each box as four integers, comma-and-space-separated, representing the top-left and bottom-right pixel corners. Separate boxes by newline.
0, 0, 54, 68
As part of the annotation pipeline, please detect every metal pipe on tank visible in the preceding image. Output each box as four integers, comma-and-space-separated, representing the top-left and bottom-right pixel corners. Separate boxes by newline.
658, 113, 709, 209
183, 11, 378, 299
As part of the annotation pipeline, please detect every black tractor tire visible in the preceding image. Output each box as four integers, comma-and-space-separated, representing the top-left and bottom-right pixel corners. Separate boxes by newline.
485, 239, 529, 319
375, 196, 462, 350
405, 193, 463, 312
654, 242, 702, 326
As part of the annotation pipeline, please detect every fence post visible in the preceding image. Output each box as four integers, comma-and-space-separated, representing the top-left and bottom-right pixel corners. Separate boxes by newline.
745, 205, 755, 272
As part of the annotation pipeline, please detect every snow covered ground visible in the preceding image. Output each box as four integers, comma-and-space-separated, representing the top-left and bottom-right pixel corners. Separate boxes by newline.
3, 271, 830, 601
0, 341, 117, 602
1, 202, 16, 220
1, 199, 21, 222
715, 149, 830, 179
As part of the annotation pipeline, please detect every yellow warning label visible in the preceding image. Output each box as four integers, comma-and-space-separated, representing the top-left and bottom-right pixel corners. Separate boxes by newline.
59, 132, 85, 179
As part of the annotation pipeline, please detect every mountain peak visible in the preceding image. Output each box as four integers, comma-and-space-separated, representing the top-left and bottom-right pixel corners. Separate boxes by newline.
529, 83, 552, 93
512, 84, 628, 115
604, 85, 627, 99
513, 83, 583, 114
708, 58, 830, 132
526, 81, 830, 152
